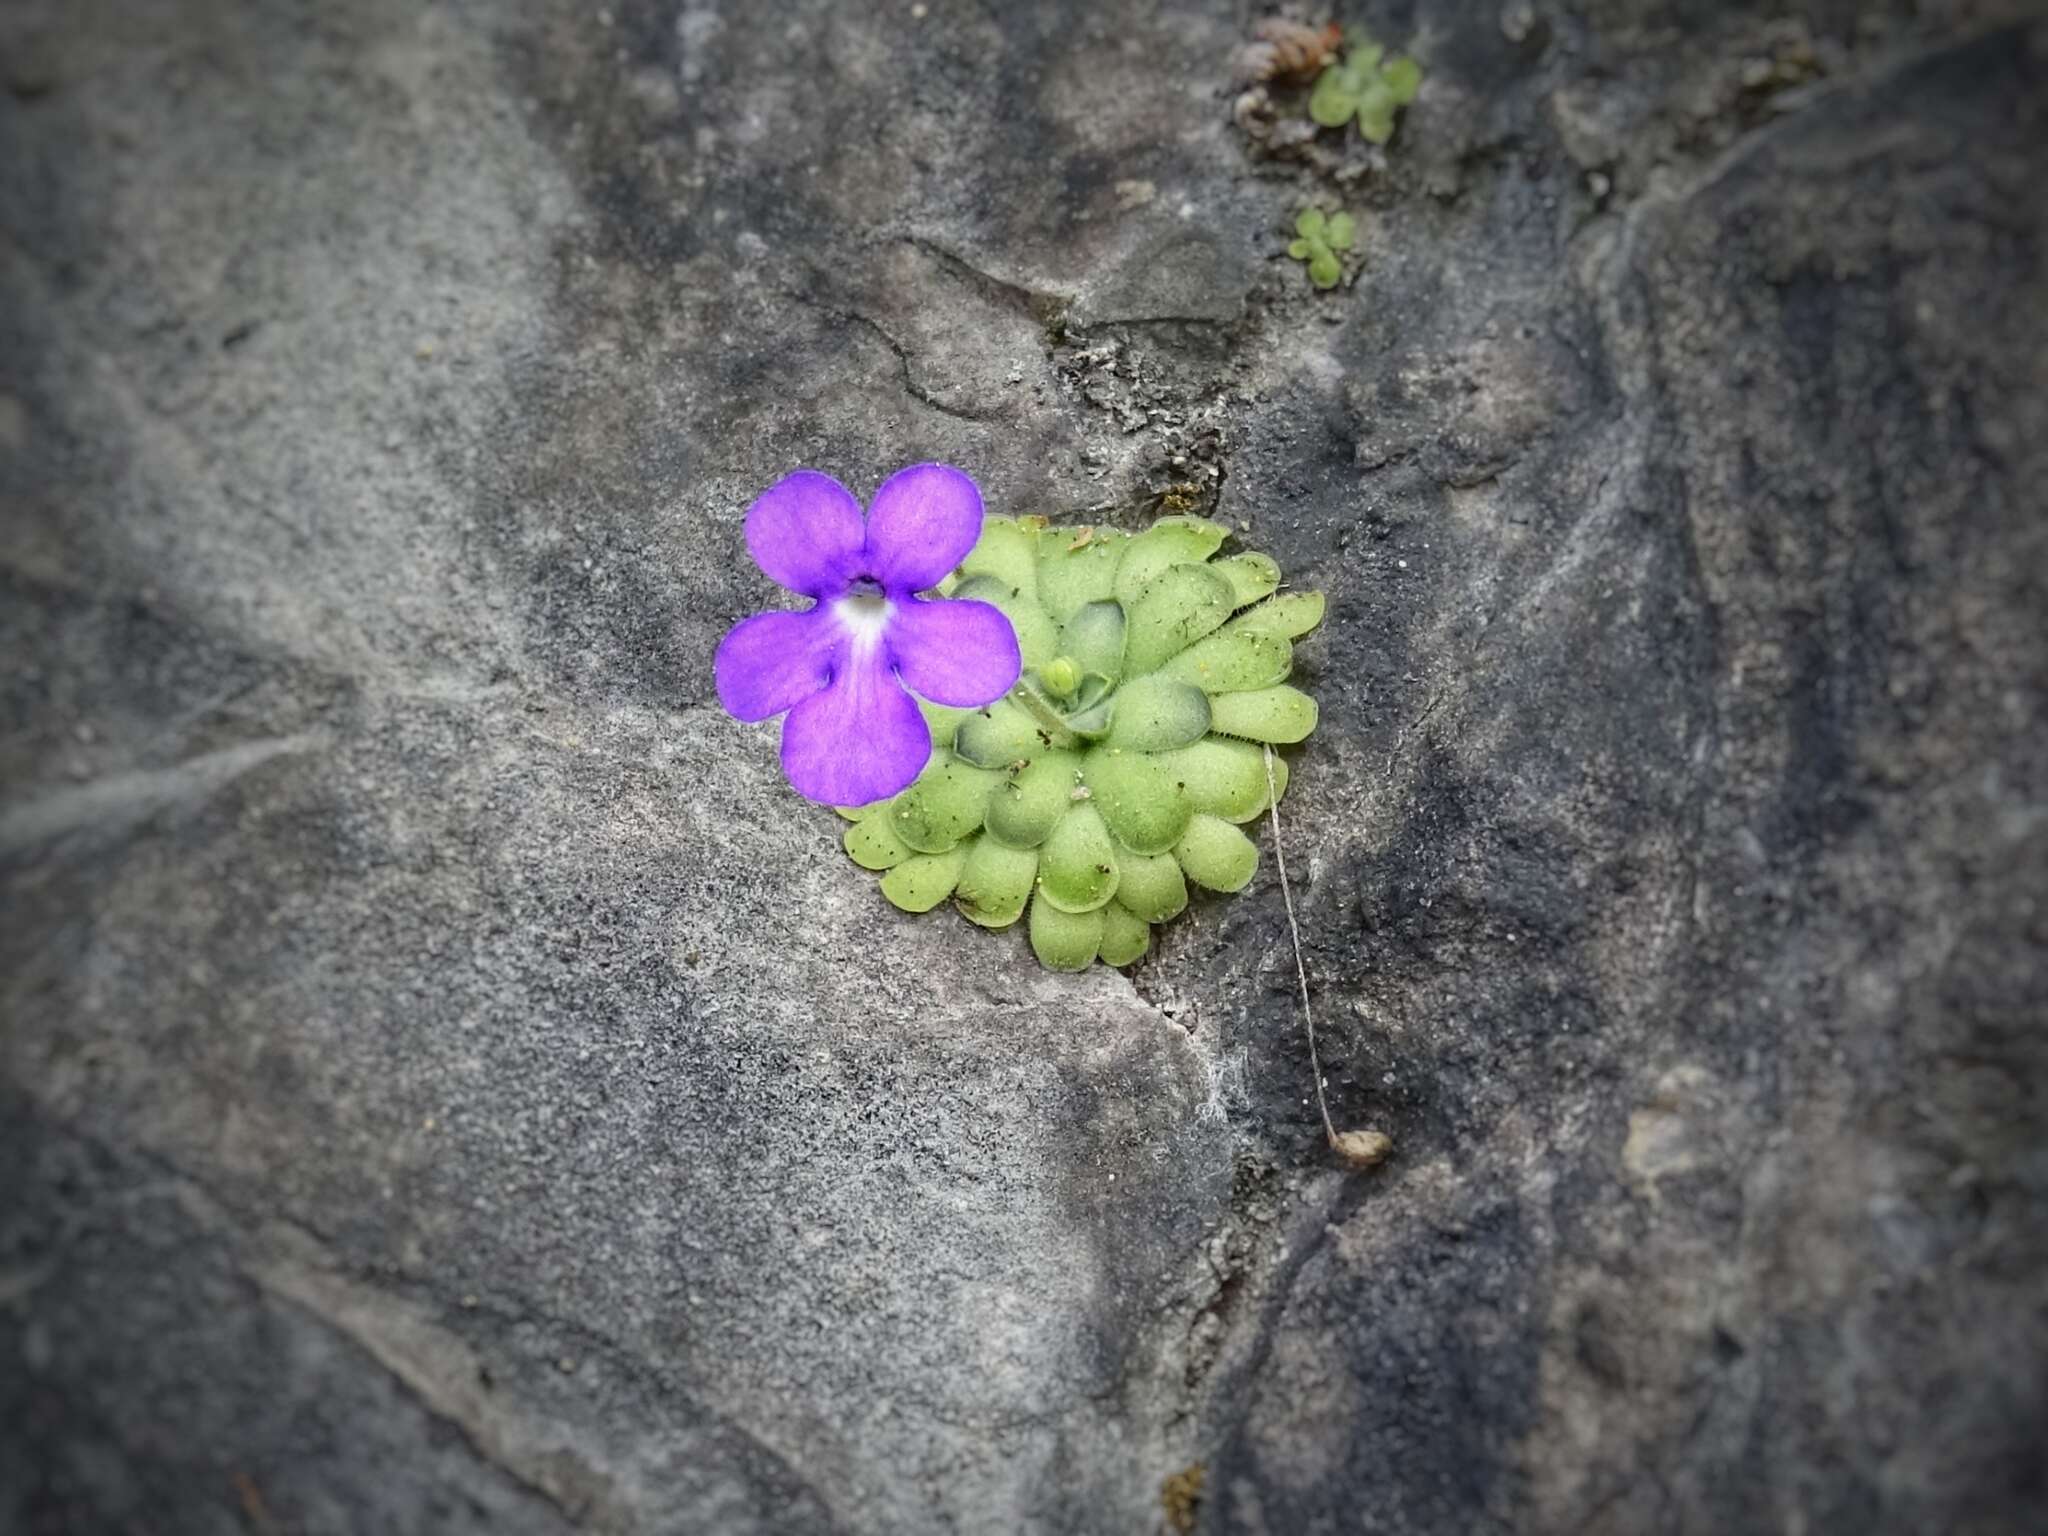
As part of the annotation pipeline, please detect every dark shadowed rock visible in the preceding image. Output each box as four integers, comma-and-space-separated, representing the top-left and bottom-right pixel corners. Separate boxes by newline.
3, 2, 2042, 1533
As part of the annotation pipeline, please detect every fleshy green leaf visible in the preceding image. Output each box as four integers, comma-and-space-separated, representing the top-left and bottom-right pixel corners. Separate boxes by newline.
1150, 737, 1277, 823
887, 757, 997, 853
1355, 80, 1396, 142
953, 836, 1038, 929
983, 749, 1083, 848
958, 516, 1041, 602
1070, 671, 1114, 712
1082, 745, 1194, 856
950, 574, 1009, 602
1382, 56, 1422, 104
1175, 814, 1259, 893
953, 698, 1048, 769
1037, 803, 1120, 914
1113, 848, 1189, 923
1062, 695, 1115, 740
1309, 251, 1341, 289
1308, 67, 1358, 126
957, 573, 1058, 670
845, 813, 913, 870
917, 697, 974, 752
997, 595, 1059, 671
1122, 563, 1237, 675
1061, 600, 1127, 683
1157, 626, 1291, 693
880, 845, 968, 912
1324, 213, 1356, 252
1104, 674, 1212, 753
1036, 527, 1128, 624
1227, 590, 1326, 639
1294, 208, 1328, 240
1029, 891, 1102, 971
1206, 685, 1320, 744
1097, 902, 1151, 967
1287, 238, 1314, 260
1213, 551, 1281, 608
1113, 517, 1229, 606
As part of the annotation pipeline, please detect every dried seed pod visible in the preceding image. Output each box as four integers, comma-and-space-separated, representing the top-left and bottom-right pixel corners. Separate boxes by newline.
1234, 19, 1346, 84
1160, 1463, 1207, 1534
1232, 85, 1276, 137
1330, 1128, 1393, 1169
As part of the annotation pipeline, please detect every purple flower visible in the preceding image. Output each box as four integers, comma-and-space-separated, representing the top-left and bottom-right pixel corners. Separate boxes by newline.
714, 464, 1022, 806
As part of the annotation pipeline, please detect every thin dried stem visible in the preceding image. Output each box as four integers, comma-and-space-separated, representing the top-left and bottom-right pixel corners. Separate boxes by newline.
1007, 680, 1082, 751
1264, 744, 1338, 1146
1263, 747, 1393, 1170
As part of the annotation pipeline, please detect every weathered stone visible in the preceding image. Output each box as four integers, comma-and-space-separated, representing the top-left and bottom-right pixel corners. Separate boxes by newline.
3, 3, 2042, 1533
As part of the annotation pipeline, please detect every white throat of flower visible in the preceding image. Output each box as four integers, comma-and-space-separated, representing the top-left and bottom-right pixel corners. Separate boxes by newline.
832, 591, 894, 656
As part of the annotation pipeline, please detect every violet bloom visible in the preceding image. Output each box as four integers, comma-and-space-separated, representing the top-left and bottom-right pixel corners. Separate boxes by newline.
714, 464, 1021, 806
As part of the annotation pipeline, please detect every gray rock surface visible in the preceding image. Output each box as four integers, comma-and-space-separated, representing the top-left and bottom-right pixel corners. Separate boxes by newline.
3, 2, 2043, 1533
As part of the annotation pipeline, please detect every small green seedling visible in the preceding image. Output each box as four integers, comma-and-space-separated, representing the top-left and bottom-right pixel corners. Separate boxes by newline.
1308, 34, 1422, 144
1288, 208, 1354, 289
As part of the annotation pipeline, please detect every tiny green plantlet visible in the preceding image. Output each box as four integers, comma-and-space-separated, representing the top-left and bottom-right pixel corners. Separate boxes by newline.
1307, 32, 1422, 144
838, 515, 1325, 971
1288, 208, 1355, 289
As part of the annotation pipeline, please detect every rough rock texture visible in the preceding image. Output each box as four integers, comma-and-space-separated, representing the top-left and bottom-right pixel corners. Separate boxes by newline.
3, 2, 2044, 1533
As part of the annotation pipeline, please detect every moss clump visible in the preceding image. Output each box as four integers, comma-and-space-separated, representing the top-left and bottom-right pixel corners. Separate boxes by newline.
840, 515, 1325, 971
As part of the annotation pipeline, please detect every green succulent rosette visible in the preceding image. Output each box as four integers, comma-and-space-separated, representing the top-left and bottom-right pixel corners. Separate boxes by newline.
837, 514, 1324, 971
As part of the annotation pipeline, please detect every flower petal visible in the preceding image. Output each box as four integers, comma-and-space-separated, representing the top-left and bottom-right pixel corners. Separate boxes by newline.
862, 463, 984, 593
745, 469, 867, 597
780, 643, 931, 805
714, 607, 839, 722
887, 597, 1021, 708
